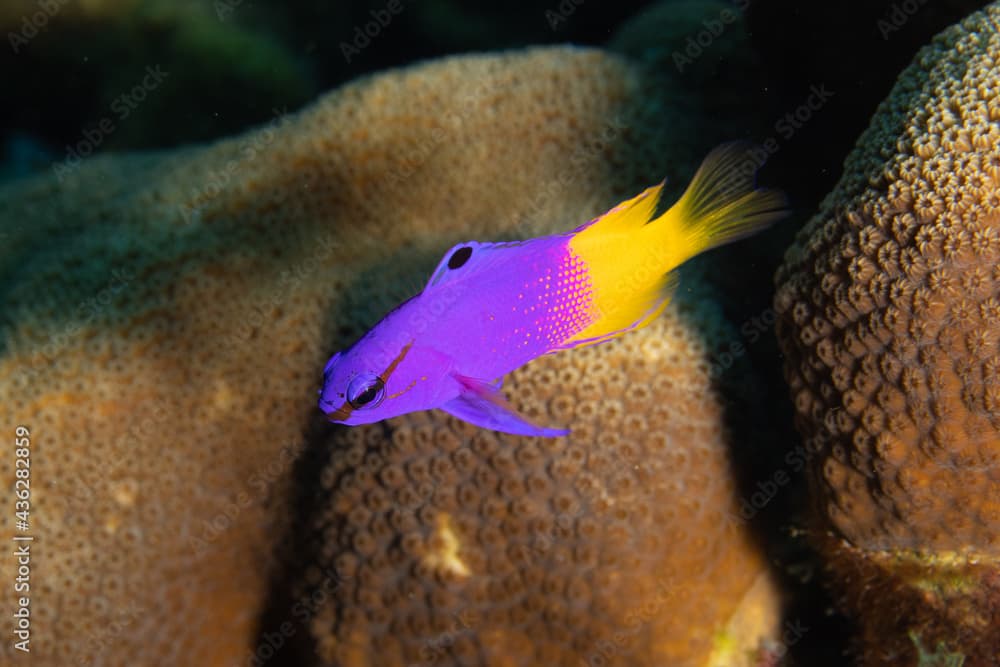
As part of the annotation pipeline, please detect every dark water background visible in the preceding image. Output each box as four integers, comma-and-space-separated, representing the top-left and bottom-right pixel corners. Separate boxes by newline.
0, 0, 988, 202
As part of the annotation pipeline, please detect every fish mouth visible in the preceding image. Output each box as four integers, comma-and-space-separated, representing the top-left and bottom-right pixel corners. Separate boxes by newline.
324, 404, 352, 422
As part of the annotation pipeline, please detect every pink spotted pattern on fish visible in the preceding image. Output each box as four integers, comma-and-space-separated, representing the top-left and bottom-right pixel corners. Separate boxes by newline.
505, 249, 595, 352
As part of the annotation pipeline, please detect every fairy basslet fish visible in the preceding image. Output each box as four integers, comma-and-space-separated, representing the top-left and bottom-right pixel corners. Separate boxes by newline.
319, 143, 787, 437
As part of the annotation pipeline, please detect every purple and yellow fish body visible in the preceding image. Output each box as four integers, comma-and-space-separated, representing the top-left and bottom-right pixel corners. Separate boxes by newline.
319, 143, 787, 436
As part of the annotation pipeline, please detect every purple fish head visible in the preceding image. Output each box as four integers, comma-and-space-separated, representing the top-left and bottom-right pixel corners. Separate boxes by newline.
318, 319, 455, 426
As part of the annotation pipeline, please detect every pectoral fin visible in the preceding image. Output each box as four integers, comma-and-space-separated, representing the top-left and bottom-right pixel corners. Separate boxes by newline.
439, 374, 569, 438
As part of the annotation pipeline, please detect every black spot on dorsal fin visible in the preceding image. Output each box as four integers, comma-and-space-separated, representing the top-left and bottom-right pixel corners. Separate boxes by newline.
447, 246, 472, 270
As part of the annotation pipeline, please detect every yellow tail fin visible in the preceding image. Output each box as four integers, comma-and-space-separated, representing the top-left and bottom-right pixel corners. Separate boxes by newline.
562, 143, 788, 349
670, 142, 789, 256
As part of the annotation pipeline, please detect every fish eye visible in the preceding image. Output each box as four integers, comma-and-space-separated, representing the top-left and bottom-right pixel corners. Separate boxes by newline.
447, 246, 472, 269
347, 374, 386, 409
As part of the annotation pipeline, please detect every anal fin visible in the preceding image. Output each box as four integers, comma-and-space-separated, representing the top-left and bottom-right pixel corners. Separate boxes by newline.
439, 374, 569, 437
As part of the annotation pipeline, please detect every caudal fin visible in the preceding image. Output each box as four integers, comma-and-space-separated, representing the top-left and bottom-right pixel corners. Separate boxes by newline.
560, 142, 787, 350
671, 142, 789, 256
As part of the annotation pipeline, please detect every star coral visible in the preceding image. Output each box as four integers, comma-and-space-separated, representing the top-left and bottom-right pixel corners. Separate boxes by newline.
774, 3, 1000, 664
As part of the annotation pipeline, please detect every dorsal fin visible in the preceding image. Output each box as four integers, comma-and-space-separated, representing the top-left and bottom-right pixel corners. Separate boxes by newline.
569, 183, 664, 234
